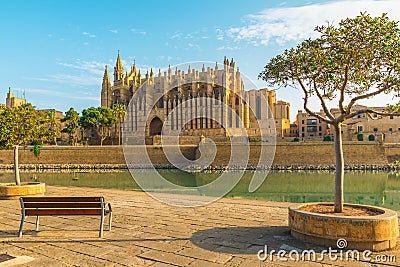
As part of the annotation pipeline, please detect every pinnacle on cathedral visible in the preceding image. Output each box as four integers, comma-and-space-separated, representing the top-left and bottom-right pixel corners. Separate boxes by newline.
116, 51, 123, 71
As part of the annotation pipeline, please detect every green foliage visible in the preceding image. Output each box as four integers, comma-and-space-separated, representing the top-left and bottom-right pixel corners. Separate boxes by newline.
61, 108, 80, 145
368, 134, 375, 141
357, 133, 364, 141
323, 135, 332, 141
32, 141, 43, 157
47, 111, 61, 145
248, 137, 261, 142
293, 137, 300, 142
81, 106, 117, 145
113, 103, 127, 145
259, 13, 400, 122
0, 104, 52, 149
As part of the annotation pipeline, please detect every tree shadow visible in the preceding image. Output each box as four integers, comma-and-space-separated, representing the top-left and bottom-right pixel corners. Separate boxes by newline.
190, 226, 326, 254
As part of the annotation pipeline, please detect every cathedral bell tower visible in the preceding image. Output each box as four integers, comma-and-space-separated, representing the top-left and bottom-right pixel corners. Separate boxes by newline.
101, 65, 112, 107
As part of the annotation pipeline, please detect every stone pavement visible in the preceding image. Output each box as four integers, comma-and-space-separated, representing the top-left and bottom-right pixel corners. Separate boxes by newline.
0, 186, 399, 267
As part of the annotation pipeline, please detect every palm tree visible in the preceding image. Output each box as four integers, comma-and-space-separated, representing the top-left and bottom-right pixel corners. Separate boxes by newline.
113, 103, 126, 145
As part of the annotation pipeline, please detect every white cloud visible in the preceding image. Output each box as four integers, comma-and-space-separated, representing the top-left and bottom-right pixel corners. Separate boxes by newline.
82, 31, 96, 38
22, 87, 99, 101
109, 29, 118, 34
217, 45, 240, 51
30, 74, 101, 87
216, 28, 224, 41
59, 60, 106, 76
30, 59, 107, 87
131, 29, 147, 35
228, 0, 400, 46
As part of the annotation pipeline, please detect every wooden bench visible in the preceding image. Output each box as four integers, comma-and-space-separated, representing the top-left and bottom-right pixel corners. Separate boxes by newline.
18, 196, 112, 237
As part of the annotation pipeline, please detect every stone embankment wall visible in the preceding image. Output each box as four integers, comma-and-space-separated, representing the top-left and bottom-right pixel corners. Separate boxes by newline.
384, 143, 400, 162
0, 142, 396, 169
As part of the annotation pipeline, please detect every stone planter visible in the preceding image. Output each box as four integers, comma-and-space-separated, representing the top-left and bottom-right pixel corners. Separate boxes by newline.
289, 202, 399, 251
0, 182, 45, 199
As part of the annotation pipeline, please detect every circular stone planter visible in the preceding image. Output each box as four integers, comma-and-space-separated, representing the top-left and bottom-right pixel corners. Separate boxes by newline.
0, 182, 46, 199
289, 202, 399, 251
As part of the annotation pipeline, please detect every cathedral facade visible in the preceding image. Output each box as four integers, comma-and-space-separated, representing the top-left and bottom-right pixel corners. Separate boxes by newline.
101, 53, 288, 142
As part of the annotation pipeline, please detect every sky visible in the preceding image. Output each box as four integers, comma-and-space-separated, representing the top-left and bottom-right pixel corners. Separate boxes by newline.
1, 0, 399, 122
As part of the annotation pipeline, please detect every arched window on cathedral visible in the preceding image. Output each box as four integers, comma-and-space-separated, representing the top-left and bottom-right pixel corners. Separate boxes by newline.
159, 97, 164, 108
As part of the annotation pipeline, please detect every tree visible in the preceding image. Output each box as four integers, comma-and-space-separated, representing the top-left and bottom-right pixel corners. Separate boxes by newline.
113, 103, 127, 145
81, 106, 116, 145
259, 13, 400, 212
0, 104, 52, 185
47, 110, 61, 145
61, 108, 80, 145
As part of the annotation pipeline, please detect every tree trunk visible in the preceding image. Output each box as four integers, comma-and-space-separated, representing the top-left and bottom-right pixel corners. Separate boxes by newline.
118, 121, 121, 146
333, 123, 344, 212
14, 145, 21, 186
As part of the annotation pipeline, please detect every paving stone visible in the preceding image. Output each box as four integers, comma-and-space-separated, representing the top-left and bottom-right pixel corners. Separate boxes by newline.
178, 246, 232, 264
0, 185, 398, 266
138, 250, 195, 266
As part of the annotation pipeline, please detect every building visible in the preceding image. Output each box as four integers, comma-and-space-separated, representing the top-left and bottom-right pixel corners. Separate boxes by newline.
6, 87, 26, 108
289, 123, 298, 137
296, 110, 330, 140
331, 105, 400, 143
101, 52, 291, 143
273, 100, 291, 138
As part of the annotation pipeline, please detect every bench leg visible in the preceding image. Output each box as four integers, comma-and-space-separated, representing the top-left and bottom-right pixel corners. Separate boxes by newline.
18, 215, 25, 237
35, 216, 40, 231
99, 214, 105, 238
108, 212, 112, 231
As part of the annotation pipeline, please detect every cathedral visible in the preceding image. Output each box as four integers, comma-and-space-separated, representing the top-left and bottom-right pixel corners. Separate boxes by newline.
101, 52, 290, 143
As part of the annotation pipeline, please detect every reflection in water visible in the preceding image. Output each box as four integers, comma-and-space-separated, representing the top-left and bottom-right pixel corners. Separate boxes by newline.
0, 170, 399, 210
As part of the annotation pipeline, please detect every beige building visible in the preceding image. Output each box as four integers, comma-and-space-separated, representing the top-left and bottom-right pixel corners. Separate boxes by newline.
274, 100, 291, 138
6, 87, 26, 108
296, 110, 330, 140
293, 105, 399, 143
101, 52, 290, 142
331, 105, 400, 143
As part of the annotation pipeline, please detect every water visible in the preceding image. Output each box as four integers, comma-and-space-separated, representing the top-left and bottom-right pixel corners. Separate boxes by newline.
1, 170, 399, 210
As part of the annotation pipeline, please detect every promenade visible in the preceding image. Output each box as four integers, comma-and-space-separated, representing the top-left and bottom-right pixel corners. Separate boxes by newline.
0, 186, 399, 266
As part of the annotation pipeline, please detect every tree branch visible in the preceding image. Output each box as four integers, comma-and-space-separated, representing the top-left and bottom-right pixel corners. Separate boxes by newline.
313, 80, 335, 121
346, 108, 400, 120
346, 80, 396, 114
297, 78, 331, 124
338, 65, 348, 114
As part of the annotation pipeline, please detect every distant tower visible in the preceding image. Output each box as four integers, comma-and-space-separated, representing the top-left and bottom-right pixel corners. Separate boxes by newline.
6, 87, 26, 108
113, 51, 125, 85
101, 65, 112, 107
6, 87, 13, 107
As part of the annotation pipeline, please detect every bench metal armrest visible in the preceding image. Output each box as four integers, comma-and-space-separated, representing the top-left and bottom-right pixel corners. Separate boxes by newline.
105, 202, 112, 212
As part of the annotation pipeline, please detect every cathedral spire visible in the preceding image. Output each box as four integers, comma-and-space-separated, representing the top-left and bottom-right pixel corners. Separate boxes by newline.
114, 51, 124, 82
102, 65, 111, 86
103, 65, 110, 84
116, 50, 123, 70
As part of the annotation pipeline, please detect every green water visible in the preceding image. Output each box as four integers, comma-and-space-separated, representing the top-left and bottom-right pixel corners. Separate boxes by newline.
1, 170, 399, 210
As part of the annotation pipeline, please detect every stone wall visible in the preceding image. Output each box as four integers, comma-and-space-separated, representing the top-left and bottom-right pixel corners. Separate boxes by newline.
201, 142, 388, 166
0, 142, 390, 167
384, 143, 400, 162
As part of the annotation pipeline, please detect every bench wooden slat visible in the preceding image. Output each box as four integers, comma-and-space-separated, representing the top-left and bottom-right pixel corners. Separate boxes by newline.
23, 202, 102, 209
21, 197, 103, 203
25, 209, 103, 216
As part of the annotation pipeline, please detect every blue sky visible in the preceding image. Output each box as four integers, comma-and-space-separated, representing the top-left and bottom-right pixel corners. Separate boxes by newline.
1, 0, 399, 121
